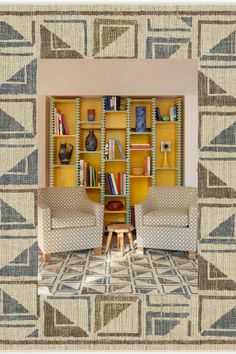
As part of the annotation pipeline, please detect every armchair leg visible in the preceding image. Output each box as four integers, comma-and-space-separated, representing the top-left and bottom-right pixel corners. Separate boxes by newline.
188, 251, 197, 260
94, 248, 102, 255
43, 253, 51, 262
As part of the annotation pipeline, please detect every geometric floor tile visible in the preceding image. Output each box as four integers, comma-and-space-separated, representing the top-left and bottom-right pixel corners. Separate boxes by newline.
38, 247, 198, 298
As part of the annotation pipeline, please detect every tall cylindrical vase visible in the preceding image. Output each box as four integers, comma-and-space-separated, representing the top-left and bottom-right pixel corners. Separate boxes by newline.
136, 106, 146, 132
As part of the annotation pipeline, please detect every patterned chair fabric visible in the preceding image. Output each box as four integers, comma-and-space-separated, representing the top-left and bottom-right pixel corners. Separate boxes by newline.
135, 186, 198, 252
38, 187, 104, 254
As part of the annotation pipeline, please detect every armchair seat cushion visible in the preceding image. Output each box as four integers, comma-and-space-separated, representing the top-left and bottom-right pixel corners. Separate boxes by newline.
143, 208, 189, 227
51, 209, 96, 229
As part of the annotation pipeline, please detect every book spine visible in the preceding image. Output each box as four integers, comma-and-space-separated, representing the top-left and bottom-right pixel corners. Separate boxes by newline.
83, 162, 87, 186
115, 139, 125, 159
90, 166, 92, 187
62, 114, 70, 135
86, 163, 90, 187
118, 172, 121, 195
54, 107, 57, 134
105, 173, 111, 194
98, 171, 101, 187
80, 160, 84, 186
61, 114, 66, 135
110, 173, 118, 195
123, 174, 126, 195
108, 174, 115, 195
112, 139, 115, 159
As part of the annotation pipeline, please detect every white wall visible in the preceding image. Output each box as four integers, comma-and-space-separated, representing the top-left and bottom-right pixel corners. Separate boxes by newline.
38, 59, 198, 187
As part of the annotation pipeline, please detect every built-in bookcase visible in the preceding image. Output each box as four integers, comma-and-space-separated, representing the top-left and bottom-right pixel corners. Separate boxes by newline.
49, 96, 183, 227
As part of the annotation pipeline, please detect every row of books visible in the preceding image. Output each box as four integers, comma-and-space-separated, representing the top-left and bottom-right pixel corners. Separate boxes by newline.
105, 96, 121, 111
54, 107, 70, 135
79, 160, 101, 187
130, 143, 152, 149
105, 172, 126, 195
105, 138, 126, 160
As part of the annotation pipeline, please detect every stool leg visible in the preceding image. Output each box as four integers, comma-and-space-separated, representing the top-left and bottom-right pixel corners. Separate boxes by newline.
105, 231, 113, 253
119, 233, 125, 256
43, 253, 51, 262
128, 232, 134, 254
116, 236, 120, 249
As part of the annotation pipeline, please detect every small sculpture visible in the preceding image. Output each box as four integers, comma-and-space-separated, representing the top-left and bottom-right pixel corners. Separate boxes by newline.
160, 141, 171, 167
87, 109, 95, 122
58, 143, 73, 165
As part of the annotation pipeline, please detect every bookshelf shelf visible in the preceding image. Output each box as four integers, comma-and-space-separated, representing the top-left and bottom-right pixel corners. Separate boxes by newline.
54, 165, 75, 167
156, 167, 177, 170
104, 194, 126, 198
54, 135, 76, 138
130, 148, 152, 151
156, 121, 178, 124
104, 110, 127, 113
105, 210, 127, 214
130, 175, 152, 178
49, 95, 183, 227
130, 132, 152, 135
105, 159, 127, 162
79, 151, 101, 154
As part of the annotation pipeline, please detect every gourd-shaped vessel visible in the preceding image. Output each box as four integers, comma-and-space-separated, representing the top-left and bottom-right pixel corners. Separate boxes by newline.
85, 130, 98, 151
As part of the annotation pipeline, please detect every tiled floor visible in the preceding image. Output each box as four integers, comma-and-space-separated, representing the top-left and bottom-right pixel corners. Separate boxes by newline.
38, 246, 198, 298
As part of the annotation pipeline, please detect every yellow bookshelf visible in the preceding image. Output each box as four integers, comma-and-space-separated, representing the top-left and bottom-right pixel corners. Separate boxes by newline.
49, 95, 183, 226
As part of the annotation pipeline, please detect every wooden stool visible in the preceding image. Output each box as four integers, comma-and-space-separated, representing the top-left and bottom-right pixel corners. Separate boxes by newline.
105, 224, 135, 256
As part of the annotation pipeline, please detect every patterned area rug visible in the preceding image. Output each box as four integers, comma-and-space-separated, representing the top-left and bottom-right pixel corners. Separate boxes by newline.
38, 248, 198, 298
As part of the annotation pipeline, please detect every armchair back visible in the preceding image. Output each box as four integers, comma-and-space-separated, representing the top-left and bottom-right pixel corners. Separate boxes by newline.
149, 186, 197, 209
38, 187, 87, 211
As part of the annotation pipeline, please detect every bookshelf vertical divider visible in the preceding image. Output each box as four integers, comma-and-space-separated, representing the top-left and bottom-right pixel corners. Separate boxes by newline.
100, 97, 106, 205
177, 97, 183, 186
75, 97, 80, 187
126, 98, 131, 224
49, 97, 55, 187
151, 98, 157, 187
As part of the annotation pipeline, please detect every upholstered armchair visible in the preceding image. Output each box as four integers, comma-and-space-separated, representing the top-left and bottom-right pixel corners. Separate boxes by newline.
135, 186, 198, 259
38, 187, 104, 261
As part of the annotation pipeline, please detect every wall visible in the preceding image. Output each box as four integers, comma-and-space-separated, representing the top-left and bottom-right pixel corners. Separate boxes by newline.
38, 59, 198, 187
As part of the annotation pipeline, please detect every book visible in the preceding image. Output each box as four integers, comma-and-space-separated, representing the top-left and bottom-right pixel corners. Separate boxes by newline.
108, 174, 115, 195
61, 114, 70, 135
80, 160, 84, 186
105, 173, 112, 194
110, 173, 118, 195
145, 156, 151, 176
115, 139, 125, 159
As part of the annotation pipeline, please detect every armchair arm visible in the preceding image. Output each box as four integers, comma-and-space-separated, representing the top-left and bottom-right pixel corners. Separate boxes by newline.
189, 200, 198, 228
38, 200, 51, 228
81, 198, 104, 216
135, 195, 157, 227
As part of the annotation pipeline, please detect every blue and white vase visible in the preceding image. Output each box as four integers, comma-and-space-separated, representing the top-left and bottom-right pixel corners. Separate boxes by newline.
85, 130, 98, 151
136, 106, 146, 132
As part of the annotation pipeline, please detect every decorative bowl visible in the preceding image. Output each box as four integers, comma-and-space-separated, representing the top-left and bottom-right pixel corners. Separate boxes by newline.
132, 167, 144, 176
106, 201, 123, 211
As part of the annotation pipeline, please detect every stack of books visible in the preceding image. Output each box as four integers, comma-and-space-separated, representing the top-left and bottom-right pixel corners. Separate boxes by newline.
130, 143, 152, 149
144, 156, 151, 176
105, 172, 126, 195
54, 107, 70, 135
105, 138, 125, 160
105, 96, 120, 111
169, 105, 177, 121
79, 160, 100, 187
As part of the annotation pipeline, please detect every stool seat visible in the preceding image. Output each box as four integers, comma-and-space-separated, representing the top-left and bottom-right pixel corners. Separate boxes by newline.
107, 223, 134, 233
105, 223, 135, 256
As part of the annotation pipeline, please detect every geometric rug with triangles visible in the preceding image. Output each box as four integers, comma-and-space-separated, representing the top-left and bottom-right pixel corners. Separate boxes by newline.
38, 248, 198, 298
